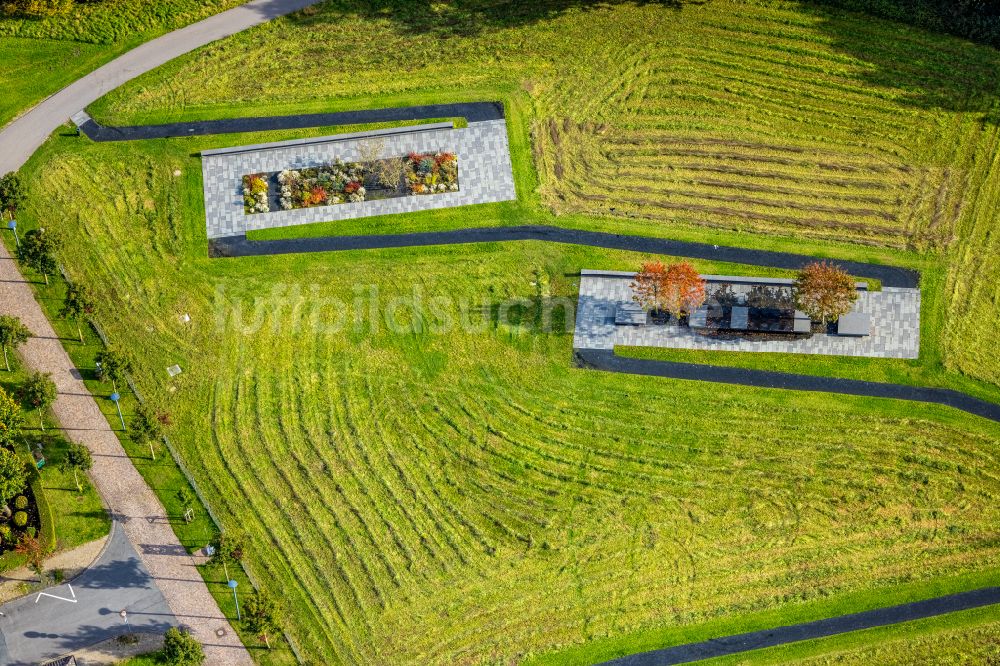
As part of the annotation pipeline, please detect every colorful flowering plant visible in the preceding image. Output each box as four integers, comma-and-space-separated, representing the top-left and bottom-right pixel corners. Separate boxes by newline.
242, 174, 270, 214
405, 152, 459, 195
245, 150, 458, 213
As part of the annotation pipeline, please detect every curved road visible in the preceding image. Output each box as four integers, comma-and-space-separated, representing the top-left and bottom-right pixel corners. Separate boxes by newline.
0, 1, 317, 664
0, 0, 317, 174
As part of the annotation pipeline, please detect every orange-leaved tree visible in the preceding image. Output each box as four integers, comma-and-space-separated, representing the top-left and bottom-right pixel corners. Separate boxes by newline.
661, 261, 706, 318
794, 261, 858, 325
631, 260, 668, 312
631, 260, 706, 318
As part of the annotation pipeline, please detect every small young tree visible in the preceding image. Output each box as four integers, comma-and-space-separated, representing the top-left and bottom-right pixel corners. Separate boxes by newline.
18, 228, 61, 285
15, 533, 46, 578
65, 442, 92, 493
0, 387, 23, 448
794, 261, 859, 325
212, 530, 245, 581
631, 260, 668, 313
60, 283, 97, 343
162, 627, 205, 666
0, 172, 24, 218
661, 261, 707, 318
21, 371, 56, 431
0, 447, 28, 511
95, 348, 131, 392
242, 590, 280, 649
0, 315, 30, 372
129, 403, 164, 460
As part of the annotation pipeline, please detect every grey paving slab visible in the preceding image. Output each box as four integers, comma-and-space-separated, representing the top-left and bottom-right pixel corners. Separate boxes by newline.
574, 272, 920, 358
0, 522, 174, 666
201, 120, 516, 238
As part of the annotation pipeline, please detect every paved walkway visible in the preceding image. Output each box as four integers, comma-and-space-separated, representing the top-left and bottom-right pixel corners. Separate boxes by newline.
574, 270, 921, 358
602, 587, 1000, 665
0, 522, 173, 666
202, 119, 516, 238
208, 225, 921, 288
0, 245, 251, 663
75, 101, 506, 141
575, 349, 1000, 423
0, 0, 318, 174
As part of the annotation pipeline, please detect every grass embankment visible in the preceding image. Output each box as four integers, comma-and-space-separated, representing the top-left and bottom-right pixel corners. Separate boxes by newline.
7, 123, 1000, 663
0, 356, 108, 568
700, 603, 1000, 665
91, 0, 1000, 391
2, 219, 294, 663
0, 0, 248, 129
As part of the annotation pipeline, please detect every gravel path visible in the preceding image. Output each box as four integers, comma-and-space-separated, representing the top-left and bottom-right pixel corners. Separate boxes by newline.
0, 0, 318, 174
0, 244, 251, 664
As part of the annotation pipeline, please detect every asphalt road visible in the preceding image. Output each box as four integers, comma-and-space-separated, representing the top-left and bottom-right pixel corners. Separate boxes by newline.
0, 0, 318, 174
0, 522, 174, 666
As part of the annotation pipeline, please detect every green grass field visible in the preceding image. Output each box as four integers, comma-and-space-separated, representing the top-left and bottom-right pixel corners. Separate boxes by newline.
699, 604, 1000, 664
0, 0, 248, 129
7, 126, 1000, 663
7, 0, 1000, 663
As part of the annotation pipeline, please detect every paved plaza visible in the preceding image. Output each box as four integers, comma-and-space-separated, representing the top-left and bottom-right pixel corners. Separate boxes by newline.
201, 120, 516, 238
574, 270, 920, 358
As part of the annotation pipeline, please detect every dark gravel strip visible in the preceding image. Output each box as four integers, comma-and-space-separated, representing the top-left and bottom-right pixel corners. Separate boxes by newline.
575, 348, 1000, 423
78, 102, 505, 141
209, 225, 919, 288
597, 585, 1000, 665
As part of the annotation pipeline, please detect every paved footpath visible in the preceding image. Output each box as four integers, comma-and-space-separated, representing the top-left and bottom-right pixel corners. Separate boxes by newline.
0, 244, 251, 663
0, 0, 317, 174
0, 1, 322, 661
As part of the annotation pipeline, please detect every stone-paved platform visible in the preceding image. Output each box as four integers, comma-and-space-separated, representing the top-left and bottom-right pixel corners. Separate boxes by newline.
201, 120, 516, 238
574, 270, 920, 358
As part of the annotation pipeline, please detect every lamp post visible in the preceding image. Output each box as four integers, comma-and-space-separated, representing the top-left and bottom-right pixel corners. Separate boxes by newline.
7, 220, 18, 249
228, 579, 240, 621
110, 392, 125, 430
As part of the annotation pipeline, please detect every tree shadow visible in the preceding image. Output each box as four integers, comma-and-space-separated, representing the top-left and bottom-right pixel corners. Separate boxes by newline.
802, 3, 1000, 123
293, 0, 707, 38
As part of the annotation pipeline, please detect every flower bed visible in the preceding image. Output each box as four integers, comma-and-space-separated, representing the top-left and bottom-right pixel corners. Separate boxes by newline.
242, 152, 459, 215
242, 173, 269, 214
406, 152, 459, 195
278, 160, 367, 210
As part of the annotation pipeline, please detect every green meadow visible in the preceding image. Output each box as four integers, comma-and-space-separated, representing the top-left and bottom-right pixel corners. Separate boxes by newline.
5, 0, 1000, 662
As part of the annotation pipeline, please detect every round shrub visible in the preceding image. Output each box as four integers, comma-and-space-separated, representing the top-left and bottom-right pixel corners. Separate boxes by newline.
13, 511, 27, 528
13, 495, 27, 510
0, 524, 11, 545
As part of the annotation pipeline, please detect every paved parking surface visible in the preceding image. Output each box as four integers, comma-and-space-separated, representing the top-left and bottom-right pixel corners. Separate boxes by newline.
0, 522, 174, 666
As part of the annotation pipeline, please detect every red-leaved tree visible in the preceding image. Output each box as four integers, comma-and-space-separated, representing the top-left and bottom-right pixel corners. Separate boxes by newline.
794, 261, 858, 324
631, 260, 668, 312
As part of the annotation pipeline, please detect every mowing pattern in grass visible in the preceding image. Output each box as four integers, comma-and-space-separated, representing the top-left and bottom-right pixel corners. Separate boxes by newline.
89, 0, 1000, 389
532, 7, 987, 251
10, 134, 1000, 663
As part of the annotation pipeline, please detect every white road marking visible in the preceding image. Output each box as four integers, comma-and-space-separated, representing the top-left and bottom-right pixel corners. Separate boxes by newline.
35, 583, 76, 604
